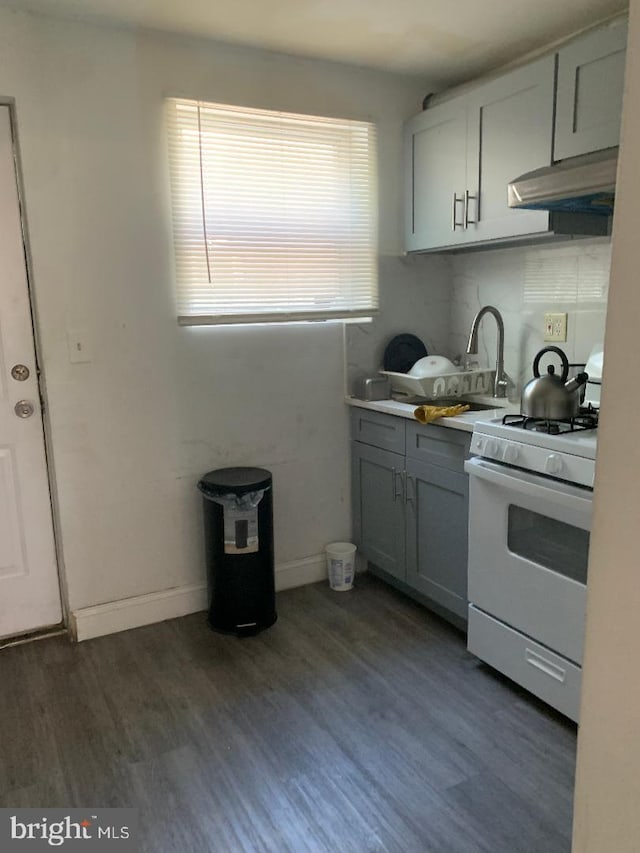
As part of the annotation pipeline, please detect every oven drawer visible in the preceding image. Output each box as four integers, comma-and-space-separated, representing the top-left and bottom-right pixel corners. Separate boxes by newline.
468, 605, 582, 722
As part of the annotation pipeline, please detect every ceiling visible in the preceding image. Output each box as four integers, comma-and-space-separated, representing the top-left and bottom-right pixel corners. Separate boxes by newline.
3, 0, 629, 84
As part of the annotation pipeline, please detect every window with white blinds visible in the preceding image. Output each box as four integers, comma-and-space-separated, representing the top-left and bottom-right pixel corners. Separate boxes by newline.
166, 98, 379, 325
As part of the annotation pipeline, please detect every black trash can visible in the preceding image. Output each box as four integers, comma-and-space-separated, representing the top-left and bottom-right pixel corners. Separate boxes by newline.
197, 467, 276, 636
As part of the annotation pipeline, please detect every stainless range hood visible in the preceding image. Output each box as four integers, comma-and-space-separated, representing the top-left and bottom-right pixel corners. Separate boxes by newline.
508, 148, 617, 216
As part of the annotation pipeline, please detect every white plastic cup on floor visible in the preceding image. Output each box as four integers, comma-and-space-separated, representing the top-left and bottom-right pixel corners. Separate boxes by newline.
326, 542, 356, 591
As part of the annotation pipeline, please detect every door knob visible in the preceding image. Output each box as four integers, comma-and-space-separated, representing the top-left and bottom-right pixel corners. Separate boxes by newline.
14, 400, 34, 418
11, 364, 30, 381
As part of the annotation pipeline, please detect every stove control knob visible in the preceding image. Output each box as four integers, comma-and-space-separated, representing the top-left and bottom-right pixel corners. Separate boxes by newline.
486, 439, 499, 456
503, 444, 519, 464
545, 453, 563, 475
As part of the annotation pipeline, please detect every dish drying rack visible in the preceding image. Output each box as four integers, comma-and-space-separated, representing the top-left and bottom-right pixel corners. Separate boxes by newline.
380, 368, 496, 401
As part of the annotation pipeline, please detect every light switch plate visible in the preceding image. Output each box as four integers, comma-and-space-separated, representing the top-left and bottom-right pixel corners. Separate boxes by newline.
67, 328, 92, 363
544, 312, 568, 342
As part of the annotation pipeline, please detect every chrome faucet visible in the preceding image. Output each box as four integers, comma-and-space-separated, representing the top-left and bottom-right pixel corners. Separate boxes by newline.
465, 305, 508, 398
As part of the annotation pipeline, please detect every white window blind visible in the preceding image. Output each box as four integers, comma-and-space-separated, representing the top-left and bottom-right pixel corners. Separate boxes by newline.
166, 98, 378, 325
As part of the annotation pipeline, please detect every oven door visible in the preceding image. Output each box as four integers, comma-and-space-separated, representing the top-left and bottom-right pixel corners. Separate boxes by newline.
465, 456, 591, 664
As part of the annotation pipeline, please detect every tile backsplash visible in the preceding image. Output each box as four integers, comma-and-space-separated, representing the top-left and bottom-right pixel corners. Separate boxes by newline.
345, 237, 611, 401
449, 238, 611, 397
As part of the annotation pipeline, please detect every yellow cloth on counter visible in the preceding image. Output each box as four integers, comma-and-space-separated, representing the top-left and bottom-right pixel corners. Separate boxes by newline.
413, 403, 470, 424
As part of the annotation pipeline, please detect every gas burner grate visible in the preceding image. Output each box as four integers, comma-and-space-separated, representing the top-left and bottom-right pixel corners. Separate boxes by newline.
579, 403, 600, 419
502, 412, 598, 434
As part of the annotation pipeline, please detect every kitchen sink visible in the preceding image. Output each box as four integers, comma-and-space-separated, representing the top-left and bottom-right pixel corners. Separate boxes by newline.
411, 398, 501, 412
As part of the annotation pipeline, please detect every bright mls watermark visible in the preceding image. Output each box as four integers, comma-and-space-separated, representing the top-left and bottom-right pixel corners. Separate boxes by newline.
0, 810, 137, 850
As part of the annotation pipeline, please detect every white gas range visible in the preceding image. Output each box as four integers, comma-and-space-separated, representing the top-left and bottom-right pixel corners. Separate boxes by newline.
470, 414, 597, 486
464, 410, 597, 722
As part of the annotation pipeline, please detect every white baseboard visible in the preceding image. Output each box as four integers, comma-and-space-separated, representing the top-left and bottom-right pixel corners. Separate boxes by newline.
275, 553, 326, 592
71, 553, 327, 642
71, 583, 208, 642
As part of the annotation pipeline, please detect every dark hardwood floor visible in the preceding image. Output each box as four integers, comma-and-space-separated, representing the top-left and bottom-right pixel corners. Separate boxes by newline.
0, 574, 576, 852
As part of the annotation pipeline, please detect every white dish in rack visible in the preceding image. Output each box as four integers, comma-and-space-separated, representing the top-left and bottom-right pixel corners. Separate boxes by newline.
408, 356, 457, 378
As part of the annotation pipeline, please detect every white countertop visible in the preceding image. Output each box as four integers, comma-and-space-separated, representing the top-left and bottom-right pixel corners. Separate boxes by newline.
346, 395, 520, 433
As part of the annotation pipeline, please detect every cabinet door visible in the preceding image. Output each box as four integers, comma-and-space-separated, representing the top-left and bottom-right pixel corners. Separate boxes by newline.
404, 98, 467, 252
464, 56, 555, 244
555, 21, 628, 160
405, 457, 468, 620
352, 442, 406, 581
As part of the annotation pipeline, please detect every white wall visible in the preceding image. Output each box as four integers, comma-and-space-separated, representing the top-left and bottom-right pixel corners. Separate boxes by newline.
0, 7, 432, 620
449, 239, 611, 396
572, 0, 640, 849
345, 253, 451, 389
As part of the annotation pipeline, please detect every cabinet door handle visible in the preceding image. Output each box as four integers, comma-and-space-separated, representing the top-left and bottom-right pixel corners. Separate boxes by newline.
464, 190, 478, 227
404, 472, 415, 504
391, 468, 404, 503
451, 193, 465, 230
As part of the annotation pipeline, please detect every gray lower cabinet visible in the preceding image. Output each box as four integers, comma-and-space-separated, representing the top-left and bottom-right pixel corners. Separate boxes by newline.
351, 440, 406, 582
351, 408, 470, 626
405, 457, 469, 620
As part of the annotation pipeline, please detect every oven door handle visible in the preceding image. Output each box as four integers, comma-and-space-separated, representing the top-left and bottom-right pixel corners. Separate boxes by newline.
464, 456, 593, 513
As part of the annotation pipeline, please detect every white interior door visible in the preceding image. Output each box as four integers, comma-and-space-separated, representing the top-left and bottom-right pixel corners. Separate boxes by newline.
0, 104, 62, 638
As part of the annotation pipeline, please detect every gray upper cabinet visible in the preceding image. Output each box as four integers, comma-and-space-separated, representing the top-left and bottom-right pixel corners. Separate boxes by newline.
554, 20, 628, 161
404, 19, 626, 253
405, 56, 556, 251
464, 56, 555, 245
405, 99, 467, 252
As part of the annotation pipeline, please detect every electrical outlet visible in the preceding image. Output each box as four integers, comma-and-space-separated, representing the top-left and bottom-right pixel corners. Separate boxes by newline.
543, 312, 567, 342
